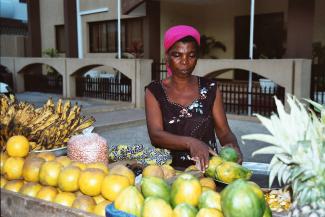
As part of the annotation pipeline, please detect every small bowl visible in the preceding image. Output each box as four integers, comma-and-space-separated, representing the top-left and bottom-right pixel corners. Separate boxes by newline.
31, 146, 67, 157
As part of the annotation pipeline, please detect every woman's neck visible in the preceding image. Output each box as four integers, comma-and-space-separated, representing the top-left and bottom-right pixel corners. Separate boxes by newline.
169, 75, 197, 91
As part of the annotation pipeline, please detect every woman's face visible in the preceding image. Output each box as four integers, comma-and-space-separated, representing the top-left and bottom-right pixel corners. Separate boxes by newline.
166, 41, 198, 77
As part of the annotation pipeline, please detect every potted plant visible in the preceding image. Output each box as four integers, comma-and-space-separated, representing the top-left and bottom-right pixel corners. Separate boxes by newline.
242, 95, 325, 217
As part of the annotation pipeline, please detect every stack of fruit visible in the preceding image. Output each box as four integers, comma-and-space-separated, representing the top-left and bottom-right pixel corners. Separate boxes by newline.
0, 95, 95, 151
1, 135, 114, 216
1, 134, 273, 217
204, 147, 252, 184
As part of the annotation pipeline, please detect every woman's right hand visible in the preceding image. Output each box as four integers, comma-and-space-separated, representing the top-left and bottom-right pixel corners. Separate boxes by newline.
184, 137, 210, 171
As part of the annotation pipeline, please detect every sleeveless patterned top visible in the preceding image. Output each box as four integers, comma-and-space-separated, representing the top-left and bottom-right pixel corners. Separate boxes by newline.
146, 76, 218, 169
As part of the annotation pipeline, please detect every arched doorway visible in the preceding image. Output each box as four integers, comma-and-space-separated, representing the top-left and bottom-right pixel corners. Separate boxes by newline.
19, 63, 63, 94
74, 65, 132, 102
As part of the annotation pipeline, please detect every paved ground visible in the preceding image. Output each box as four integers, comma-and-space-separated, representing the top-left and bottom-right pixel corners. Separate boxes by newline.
15, 92, 273, 163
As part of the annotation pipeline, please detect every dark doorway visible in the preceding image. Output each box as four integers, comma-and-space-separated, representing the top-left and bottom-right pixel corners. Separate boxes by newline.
234, 13, 286, 80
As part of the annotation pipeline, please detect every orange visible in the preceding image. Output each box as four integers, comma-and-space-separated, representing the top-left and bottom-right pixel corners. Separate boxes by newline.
87, 162, 109, 174
4, 180, 24, 192
93, 200, 111, 216
79, 168, 105, 196
39, 161, 63, 186
22, 157, 45, 182
1, 176, 7, 188
199, 177, 217, 191
72, 195, 96, 212
101, 174, 130, 201
55, 156, 71, 167
109, 164, 135, 185
3, 157, 25, 180
54, 192, 76, 207
196, 208, 224, 217
36, 186, 58, 202
37, 152, 56, 161
93, 194, 106, 204
0, 152, 8, 174
142, 165, 164, 179
58, 166, 81, 192
70, 161, 87, 170
19, 182, 42, 197
6, 135, 30, 157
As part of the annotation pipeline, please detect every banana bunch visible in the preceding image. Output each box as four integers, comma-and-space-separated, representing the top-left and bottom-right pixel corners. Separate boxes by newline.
109, 144, 172, 166
0, 94, 95, 151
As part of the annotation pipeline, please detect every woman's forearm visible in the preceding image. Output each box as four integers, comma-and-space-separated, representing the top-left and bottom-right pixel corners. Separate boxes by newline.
148, 129, 190, 151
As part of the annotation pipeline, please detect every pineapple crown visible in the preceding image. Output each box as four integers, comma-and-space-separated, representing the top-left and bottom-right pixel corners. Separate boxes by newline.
242, 94, 325, 208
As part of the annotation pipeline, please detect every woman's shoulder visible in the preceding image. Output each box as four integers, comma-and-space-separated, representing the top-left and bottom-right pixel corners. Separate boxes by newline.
198, 76, 217, 89
145, 80, 161, 90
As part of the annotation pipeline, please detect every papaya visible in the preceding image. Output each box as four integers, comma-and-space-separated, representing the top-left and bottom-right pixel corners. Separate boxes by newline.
215, 161, 252, 184
114, 186, 144, 217
173, 203, 197, 217
170, 173, 202, 207
219, 147, 238, 162
196, 208, 224, 217
263, 204, 272, 217
142, 197, 173, 217
205, 155, 223, 178
198, 190, 222, 211
221, 179, 266, 217
141, 176, 170, 203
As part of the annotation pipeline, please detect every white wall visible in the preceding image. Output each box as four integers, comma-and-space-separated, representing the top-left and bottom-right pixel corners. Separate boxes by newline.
39, 0, 65, 54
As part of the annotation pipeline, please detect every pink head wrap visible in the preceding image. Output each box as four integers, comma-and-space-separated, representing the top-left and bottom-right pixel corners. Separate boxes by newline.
164, 25, 200, 77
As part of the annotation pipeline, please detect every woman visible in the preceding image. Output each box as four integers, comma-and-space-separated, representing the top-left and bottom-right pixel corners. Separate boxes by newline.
145, 25, 243, 171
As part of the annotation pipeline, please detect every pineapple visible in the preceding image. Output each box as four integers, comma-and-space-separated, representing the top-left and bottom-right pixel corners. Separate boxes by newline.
242, 95, 325, 217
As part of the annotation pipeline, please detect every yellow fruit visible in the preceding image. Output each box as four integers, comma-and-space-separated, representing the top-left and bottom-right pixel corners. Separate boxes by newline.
37, 152, 56, 162
93, 200, 111, 216
6, 135, 30, 157
3, 157, 24, 180
0, 152, 9, 174
55, 156, 71, 167
87, 162, 109, 174
58, 166, 81, 192
39, 161, 63, 186
54, 192, 76, 207
1, 176, 7, 187
198, 190, 222, 211
142, 165, 164, 179
161, 164, 176, 179
196, 208, 224, 217
22, 157, 45, 182
36, 186, 58, 202
70, 161, 87, 170
184, 165, 200, 172
142, 197, 173, 217
170, 173, 202, 207
115, 186, 144, 217
79, 168, 105, 196
202, 186, 212, 192
199, 177, 217, 191
93, 194, 106, 204
4, 180, 24, 192
101, 174, 130, 201
72, 195, 96, 212
109, 164, 135, 185
19, 182, 42, 197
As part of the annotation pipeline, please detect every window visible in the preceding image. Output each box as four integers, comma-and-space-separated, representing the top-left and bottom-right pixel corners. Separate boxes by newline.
89, 18, 143, 53
55, 25, 65, 53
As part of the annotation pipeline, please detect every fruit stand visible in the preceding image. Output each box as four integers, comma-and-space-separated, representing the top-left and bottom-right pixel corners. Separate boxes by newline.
1, 94, 324, 217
